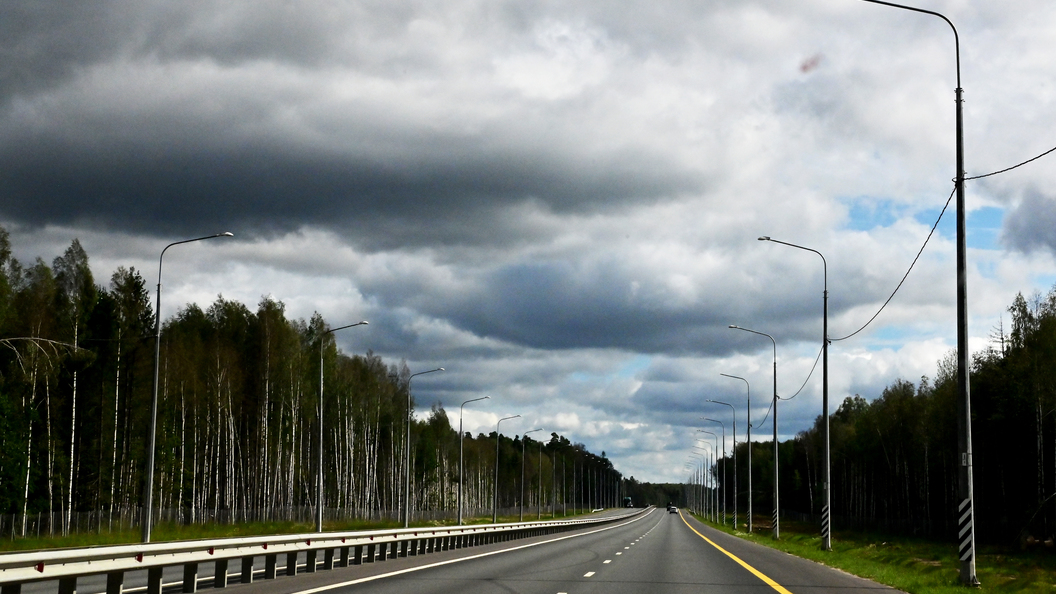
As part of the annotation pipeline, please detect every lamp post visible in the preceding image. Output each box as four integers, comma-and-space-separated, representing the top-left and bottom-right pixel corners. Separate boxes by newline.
143, 231, 233, 543
760, 235, 830, 549
458, 396, 490, 525
729, 325, 779, 538
718, 375, 749, 532
494, 415, 520, 522
318, 321, 369, 533
690, 449, 708, 516
856, 2, 975, 582
403, 367, 444, 528
698, 430, 719, 523
703, 417, 726, 526
708, 397, 738, 531
520, 428, 543, 521
538, 440, 545, 520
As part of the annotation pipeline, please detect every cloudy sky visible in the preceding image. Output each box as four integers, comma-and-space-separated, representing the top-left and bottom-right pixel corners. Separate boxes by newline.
4, 0, 1056, 483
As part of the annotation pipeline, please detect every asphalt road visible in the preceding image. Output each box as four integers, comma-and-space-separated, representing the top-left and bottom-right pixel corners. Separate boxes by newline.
202, 508, 901, 594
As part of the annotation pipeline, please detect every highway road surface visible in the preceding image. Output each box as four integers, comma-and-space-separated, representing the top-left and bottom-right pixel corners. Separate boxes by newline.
177, 508, 900, 594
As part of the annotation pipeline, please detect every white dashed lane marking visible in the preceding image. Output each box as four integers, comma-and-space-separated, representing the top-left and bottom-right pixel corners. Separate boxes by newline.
584, 571, 596, 578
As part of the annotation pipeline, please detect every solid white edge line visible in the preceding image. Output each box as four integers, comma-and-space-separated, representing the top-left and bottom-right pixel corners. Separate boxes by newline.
288, 510, 655, 594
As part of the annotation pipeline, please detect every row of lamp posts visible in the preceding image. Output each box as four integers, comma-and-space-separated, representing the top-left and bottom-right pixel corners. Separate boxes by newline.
702, 2, 978, 584
140, 233, 533, 542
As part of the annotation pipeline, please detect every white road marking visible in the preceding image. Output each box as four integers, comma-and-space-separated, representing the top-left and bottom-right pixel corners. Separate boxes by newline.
603, 560, 612, 564
616, 552, 622, 555
584, 571, 596, 577
284, 509, 656, 594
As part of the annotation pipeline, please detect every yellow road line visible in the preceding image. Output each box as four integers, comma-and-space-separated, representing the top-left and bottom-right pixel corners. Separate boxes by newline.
678, 511, 795, 594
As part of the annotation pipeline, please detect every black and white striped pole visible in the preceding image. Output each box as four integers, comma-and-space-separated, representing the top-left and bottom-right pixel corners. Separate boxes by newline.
859, 1, 977, 584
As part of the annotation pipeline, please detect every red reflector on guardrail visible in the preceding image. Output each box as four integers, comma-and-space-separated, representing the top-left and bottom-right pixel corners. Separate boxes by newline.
35, 562, 44, 573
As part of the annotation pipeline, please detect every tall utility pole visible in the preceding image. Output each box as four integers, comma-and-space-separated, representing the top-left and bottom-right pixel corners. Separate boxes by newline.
143, 231, 232, 543
729, 325, 778, 538
403, 367, 443, 528
318, 321, 368, 533
859, 1, 977, 584
759, 236, 829, 549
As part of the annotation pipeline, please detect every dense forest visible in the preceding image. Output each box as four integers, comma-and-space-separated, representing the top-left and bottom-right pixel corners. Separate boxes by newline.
690, 287, 1056, 546
0, 228, 622, 537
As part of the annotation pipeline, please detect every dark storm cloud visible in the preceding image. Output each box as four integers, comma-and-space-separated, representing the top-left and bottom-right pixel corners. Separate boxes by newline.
1, 0, 713, 246
0, 127, 699, 247
1002, 189, 1056, 255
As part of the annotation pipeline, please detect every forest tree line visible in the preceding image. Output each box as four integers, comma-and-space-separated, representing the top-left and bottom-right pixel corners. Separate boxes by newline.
689, 287, 1056, 546
0, 228, 622, 536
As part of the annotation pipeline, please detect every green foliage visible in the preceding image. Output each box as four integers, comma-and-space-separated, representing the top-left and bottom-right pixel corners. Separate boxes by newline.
0, 226, 617, 543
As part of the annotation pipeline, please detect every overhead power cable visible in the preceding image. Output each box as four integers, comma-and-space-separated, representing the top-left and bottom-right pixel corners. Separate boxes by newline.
782, 345, 824, 401
831, 184, 956, 342
966, 144, 1056, 180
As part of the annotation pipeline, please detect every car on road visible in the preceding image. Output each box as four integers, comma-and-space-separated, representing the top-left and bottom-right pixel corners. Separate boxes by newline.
667, 503, 677, 514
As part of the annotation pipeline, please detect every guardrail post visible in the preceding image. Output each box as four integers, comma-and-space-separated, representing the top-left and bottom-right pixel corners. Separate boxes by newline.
1, 584, 21, 594
339, 546, 350, 567
58, 577, 76, 594
399, 540, 408, 557
305, 550, 317, 573
181, 563, 197, 593
323, 548, 334, 570
386, 541, 396, 560
147, 567, 163, 594
240, 557, 253, 583
353, 545, 363, 565
365, 544, 375, 563
213, 559, 228, 589
264, 555, 277, 579
107, 571, 124, 594
285, 552, 297, 576
417, 539, 426, 555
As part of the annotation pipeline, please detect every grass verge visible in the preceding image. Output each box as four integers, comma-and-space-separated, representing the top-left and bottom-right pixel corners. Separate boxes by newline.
692, 513, 1056, 594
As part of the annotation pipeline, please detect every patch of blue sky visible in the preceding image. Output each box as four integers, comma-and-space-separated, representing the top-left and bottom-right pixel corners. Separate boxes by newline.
966, 206, 1003, 251
1031, 273, 1056, 294
913, 206, 953, 239
842, 197, 902, 231
850, 324, 949, 351
616, 355, 652, 379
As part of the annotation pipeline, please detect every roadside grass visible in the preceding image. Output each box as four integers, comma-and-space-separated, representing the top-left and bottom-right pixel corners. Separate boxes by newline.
692, 513, 1056, 594
0, 510, 597, 553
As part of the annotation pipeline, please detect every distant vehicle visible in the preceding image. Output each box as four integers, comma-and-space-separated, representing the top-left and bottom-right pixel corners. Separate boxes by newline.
623, 497, 633, 508
667, 502, 677, 514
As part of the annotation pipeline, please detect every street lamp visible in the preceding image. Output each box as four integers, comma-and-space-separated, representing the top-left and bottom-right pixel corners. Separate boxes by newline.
729, 325, 779, 538
520, 428, 543, 521
698, 430, 719, 523
318, 321, 369, 532
708, 396, 738, 531
718, 375, 750, 532
494, 415, 520, 522
537, 439, 545, 520
856, 2, 976, 582
689, 449, 708, 516
458, 396, 490, 525
403, 367, 444, 528
703, 417, 726, 526
143, 231, 233, 543
760, 235, 831, 549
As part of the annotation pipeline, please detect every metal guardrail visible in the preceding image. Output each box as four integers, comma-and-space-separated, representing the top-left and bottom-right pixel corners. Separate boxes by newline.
0, 508, 648, 594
